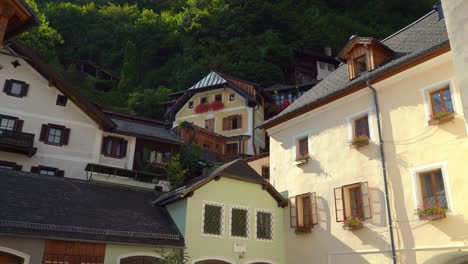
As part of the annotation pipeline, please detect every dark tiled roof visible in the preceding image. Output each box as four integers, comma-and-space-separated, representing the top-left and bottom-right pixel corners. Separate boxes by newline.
111, 118, 183, 144
0, 169, 184, 246
154, 159, 286, 206
262, 10, 449, 128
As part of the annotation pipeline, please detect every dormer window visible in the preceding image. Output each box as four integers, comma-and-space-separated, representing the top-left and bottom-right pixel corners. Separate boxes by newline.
338, 37, 394, 80
354, 55, 367, 76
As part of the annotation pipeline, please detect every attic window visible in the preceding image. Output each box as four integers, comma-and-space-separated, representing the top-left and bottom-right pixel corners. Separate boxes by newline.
354, 55, 367, 76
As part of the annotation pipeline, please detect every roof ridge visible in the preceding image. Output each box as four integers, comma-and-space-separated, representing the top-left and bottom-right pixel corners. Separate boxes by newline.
382, 10, 437, 43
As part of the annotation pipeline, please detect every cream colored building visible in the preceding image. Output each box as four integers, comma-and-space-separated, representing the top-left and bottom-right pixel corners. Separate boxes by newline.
0, 40, 181, 191
261, 3, 468, 264
167, 72, 266, 159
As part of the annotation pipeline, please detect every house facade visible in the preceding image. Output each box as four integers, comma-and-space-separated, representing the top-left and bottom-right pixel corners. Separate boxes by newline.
0, 41, 182, 191
167, 72, 267, 162
262, 3, 468, 264
155, 159, 287, 264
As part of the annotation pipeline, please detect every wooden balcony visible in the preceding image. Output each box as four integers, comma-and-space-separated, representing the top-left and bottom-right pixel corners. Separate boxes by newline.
0, 128, 37, 156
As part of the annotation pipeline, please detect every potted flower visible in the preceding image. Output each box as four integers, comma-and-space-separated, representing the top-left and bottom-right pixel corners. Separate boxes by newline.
295, 155, 310, 165
428, 110, 455, 126
209, 100, 224, 111
295, 226, 312, 234
350, 135, 369, 148
343, 216, 363, 231
194, 103, 209, 114
418, 206, 448, 220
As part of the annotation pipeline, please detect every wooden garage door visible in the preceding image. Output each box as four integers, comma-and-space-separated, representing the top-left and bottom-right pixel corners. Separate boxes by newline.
43, 240, 105, 264
120, 256, 161, 264
0, 252, 22, 264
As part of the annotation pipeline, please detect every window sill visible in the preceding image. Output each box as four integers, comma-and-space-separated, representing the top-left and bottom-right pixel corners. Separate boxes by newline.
419, 212, 447, 221
43, 141, 63, 147
428, 114, 455, 126
294, 156, 310, 166
350, 137, 369, 149
343, 222, 364, 231
294, 226, 312, 234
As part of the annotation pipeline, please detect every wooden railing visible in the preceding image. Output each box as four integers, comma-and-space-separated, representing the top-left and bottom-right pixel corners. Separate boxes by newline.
85, 163, 165, 183
0, 128, 35, 147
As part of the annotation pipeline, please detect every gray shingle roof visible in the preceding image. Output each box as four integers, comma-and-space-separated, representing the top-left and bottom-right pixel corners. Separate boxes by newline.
111, 118, 183, 144
189, 71, 227, 90
262, 10, 449, 128
154, 159, 287, 206
0, 169, 184, 246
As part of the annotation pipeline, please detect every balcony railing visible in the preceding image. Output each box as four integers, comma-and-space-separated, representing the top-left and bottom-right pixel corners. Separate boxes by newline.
0, 128, 37, 156
85, 163, 166, 184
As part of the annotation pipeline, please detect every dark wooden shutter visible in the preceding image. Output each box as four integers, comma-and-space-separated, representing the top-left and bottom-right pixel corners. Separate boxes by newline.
334, 187, 345, 222
14, 119, 23, 132
39, 124, 49, 141
311, 192, 319, 225
57, 170, 65, 177
101, 137, 108, 154
361, 182, 372, 219
61, 128, 71, 145
31, 166, 39, 173
237, 114, 242, 128
21, 83, 29, 97
3, 80, 12, 93
121, 139, 128, 158
289, 197, 297, 228
222, 117, 228, 131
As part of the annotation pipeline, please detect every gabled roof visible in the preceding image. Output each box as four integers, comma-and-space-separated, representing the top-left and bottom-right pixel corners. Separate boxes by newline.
6, 40, 115, 130
0, 169, 184, 246
260, 9, 449, 129
337, 36, 394, 61
111, 117, 183, 145
189, 71, 227, 90
153, 159, 287, 207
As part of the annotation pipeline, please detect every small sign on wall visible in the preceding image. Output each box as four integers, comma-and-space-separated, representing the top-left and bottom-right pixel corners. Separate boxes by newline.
233, 242, 246, 253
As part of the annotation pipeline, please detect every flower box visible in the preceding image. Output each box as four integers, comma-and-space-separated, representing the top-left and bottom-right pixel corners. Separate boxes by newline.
428, 111, 454, 126
209, 100, 224, 111
194, 103, 209, 114
350, 136, 369, 148
343, 217, 363, 231
295, 155, 310, 165
295, 226, 312, 234
418, 206, 448, 221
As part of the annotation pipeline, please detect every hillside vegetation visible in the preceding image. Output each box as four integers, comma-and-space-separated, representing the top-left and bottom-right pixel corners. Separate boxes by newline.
23, 0, 436, 118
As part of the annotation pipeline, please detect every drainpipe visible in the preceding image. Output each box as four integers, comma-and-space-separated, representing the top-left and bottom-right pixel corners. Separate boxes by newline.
366, 79, 397, 264
252, 106, 257, 155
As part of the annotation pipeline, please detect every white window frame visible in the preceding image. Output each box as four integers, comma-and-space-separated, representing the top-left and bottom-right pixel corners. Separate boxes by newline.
228, 93, 236, 102
292, 132, 312, 163
229, 205, 250, 240
346, 108, 375, 146
420, 79, 459, 126
409, 161, 455, 218
201, 201, 225, 237
187, 101, 194, 109
255, 208, 273, 241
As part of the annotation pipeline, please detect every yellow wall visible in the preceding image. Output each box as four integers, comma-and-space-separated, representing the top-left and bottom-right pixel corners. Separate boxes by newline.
267, 51, 468, 263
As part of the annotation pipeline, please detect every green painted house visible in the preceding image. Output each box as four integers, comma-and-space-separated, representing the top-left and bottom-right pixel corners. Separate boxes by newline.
155, 159, 287, 264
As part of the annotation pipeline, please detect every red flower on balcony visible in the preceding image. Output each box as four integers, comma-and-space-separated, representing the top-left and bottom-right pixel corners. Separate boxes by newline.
194, 103, 209, 113
209, 100, 225, 111
281, 98, 290, 110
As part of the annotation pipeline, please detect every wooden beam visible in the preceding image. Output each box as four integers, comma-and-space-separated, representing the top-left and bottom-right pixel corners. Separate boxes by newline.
0, 2, 15, 45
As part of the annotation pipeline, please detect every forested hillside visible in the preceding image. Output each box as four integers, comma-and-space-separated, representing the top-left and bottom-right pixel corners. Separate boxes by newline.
22, 0, 436, 118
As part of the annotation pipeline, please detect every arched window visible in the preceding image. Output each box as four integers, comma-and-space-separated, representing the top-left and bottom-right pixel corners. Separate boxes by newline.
0, 251, 23, 264
120, 256, 161, 264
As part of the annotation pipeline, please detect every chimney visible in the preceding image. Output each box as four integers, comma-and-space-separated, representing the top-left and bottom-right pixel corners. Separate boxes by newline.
324, 46, 332, 57
434, 1, 444, 20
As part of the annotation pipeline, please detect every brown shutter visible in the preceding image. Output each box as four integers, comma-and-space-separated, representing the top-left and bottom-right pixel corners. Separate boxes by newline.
57, 170, 65, 177
62, 128, 71, 145
334, 187, 345, 222
31, 166, 39, 173
39, 124, 49, 141
238, 114, 242, 128
121, 139, 128, 158
222, 117, 228, 131
21, 83, 29, 97
14, 119, 24, 132
311, 192, 319, 225
289, 197, 297, 228
361, 182, 372, 219
3, 80, 12, 93
101, 137, 108, 154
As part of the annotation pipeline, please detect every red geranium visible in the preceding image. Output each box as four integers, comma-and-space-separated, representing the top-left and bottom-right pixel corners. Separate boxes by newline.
195, 103, 209, 113
209, 100, 224, 111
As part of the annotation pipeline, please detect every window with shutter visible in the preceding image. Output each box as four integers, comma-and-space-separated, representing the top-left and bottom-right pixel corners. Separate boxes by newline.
40, 124, 70, 146
101, 136, 127, 158
3, 79, 29, 98
0, 160, 21, 171
334, 182, 372, 222
33, 165, 63, 177
291, 192, 318, 230
0, 115, 17, 131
